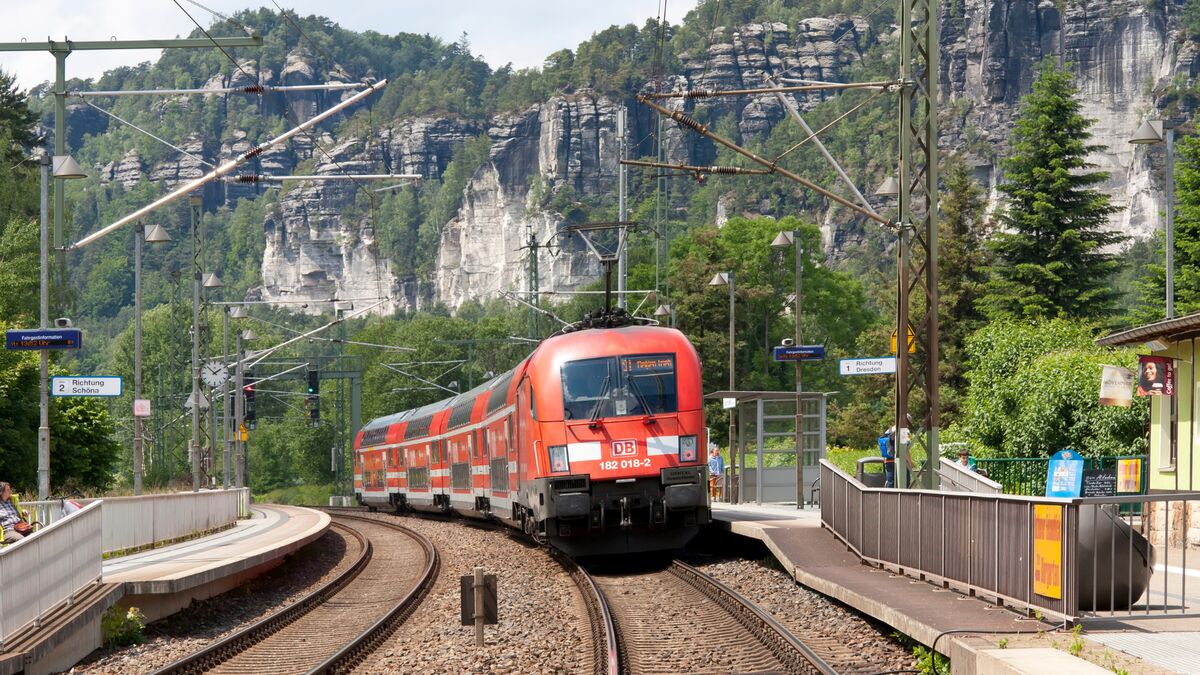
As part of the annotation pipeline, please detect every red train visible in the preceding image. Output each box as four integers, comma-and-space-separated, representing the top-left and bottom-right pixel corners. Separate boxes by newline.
353, 324, 711, 556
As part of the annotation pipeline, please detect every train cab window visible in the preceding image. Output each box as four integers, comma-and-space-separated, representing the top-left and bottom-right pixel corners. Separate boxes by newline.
562, 354, 678, 420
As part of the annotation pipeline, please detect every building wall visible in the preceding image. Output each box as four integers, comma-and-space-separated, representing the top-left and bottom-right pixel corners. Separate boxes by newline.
1149, 340, 1200, 492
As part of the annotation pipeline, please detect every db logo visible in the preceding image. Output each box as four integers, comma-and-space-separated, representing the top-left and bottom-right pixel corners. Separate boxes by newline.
611, 439, 638, 457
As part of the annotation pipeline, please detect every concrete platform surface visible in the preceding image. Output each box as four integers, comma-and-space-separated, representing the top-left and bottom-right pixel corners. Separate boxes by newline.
103, 503, 330, 595
710, 502, 1096, 674
976, 648, 1110, 674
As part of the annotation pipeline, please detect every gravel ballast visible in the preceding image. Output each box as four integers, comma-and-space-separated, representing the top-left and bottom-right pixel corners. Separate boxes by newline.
70, 528, 354, 674
697, 556, 915, 674
352, 513, 591, 675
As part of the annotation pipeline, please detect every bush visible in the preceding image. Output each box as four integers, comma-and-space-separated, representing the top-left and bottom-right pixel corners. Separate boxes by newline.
101, 606, 145, 647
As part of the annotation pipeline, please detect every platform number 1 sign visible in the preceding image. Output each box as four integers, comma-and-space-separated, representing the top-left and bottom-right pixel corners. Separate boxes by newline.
1033, 505, 1063, 600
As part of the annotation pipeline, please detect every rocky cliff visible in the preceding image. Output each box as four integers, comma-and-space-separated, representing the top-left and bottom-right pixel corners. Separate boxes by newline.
76, 5, 1196, 314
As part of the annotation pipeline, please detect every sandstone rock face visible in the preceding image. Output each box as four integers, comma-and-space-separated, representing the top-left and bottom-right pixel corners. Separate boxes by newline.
943, 0, 1191, 239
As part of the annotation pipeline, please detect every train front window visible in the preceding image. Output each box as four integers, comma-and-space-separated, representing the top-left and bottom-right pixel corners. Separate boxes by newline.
620, 354, 677, 415
561, 354, 677, 420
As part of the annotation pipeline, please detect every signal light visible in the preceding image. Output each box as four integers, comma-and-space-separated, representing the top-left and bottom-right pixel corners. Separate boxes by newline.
244, 377, 257, 424
307, 394, 320, 425
307, 368, 319, 395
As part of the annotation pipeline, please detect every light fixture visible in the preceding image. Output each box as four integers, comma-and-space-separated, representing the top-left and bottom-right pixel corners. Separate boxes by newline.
52, 154, 87, 180
874, 175, 900, 198
1144, 338, 1170, 351
1129, 120, 1164, 145
770, 231, 794, 249
144, 224, 171, 244
229, 306, 247, 319
654, 304, 672, 317
202, 272, 223, 288
708, 272, 730, 287
241, 329, 258, 341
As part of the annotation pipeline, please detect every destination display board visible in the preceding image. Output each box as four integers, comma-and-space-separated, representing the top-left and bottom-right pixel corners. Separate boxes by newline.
772, 345, 826, 361
6, 328, 83, 350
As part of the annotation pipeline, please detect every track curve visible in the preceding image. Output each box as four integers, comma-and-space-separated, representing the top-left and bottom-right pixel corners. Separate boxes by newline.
153, 513, 438, 675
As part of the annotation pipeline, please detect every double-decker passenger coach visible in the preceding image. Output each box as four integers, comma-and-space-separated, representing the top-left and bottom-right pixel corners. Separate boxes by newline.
353, 323, 710, 556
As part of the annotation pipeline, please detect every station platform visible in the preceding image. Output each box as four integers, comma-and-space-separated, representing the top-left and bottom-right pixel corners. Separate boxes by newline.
0, 503, 329, 675
708, 502, 1185, 674
104, 503, 331, 620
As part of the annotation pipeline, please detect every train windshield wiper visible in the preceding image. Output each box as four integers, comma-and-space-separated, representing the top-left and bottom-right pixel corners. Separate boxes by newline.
588, 373, 611, 428
628, 373, 655, 419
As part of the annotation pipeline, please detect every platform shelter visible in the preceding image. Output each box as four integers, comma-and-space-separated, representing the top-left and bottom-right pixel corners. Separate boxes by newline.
704, 390, 828, 507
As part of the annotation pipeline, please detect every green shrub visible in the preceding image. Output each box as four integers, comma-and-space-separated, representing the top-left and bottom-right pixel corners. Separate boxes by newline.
101, 606, 145, 647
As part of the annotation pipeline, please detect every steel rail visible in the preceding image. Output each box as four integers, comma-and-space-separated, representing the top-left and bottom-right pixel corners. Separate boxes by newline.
150, 521, 372, 675
550, 551, 620, 675
669, 561, 838, 675
305, 512, 440, 674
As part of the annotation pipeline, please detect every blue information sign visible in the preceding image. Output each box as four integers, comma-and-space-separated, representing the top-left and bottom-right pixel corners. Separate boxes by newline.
5, 329, 83, 351
1045, 449, 1085, 498
772, 345, 825, 362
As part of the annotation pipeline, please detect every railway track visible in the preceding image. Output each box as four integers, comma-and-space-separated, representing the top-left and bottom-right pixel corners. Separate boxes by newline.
585, 560, 838, 675
153, 513, 438, 675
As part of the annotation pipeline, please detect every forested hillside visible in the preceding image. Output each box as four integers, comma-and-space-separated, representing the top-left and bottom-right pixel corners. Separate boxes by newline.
2, 0, 1193, 493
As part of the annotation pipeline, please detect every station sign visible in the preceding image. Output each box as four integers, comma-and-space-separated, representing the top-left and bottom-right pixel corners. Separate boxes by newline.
52, 376, 122, 397
772, 345, 825, 362
839, 357, 896, 376
6, 328, 83, 351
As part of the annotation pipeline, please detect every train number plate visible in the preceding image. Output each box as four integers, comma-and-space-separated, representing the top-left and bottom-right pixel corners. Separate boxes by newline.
611, 439, 638, 457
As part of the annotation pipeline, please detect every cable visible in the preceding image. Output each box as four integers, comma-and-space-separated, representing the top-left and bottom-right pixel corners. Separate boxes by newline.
269, 0, 357, 83
181, 0, 257, 37
699, 0, 722, 86
773, 88, 887, 163
80, 98, 216, 168
173, 0, 255, 82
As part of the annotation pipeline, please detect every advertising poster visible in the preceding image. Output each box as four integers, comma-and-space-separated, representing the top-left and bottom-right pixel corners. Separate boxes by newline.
1045, 449, 1085, 498
1033, 505, 1064, 600
1117, 458, 1142, 493
1137, 355, 1175, 396
1098, 365, 1135, 407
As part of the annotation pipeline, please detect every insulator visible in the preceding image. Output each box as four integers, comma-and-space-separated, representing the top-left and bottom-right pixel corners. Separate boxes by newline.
232, 175, 261, 184
670, 111, 707, 135
242, 145, 266, 160
708, 166, 741, 175
685, 89, 716, 99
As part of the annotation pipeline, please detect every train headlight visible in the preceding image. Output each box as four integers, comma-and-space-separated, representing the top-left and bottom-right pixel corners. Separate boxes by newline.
548, 445, 570, 473
679, 435, 698, 462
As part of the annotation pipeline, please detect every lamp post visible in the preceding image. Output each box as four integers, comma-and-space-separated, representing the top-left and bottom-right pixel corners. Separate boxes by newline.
133, 223, 170, 494
771, 230, 804, 506
38, 153, 86, 500
190, 268, 222, 491
875, 176, 912, 487
1130, 120, 1176, 318
654, 303, 674, 327
709, 271, 735, 500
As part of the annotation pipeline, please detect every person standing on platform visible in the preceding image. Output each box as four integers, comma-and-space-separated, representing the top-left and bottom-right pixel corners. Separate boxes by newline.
708, 447, 726, 500
878, 427, 896, 488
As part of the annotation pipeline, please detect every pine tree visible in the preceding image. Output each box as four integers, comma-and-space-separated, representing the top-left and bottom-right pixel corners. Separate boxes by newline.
938, 154, 988, 421
979, 62, 1124, 321
1130, 134, 1200, 323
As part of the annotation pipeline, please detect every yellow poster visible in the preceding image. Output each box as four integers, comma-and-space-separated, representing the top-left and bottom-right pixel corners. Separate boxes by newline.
1117, 458, 1142, 493
1033, 505, 1063, 600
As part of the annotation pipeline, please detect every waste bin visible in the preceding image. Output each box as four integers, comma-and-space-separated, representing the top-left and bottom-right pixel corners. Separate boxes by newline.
856, 457, 886, 488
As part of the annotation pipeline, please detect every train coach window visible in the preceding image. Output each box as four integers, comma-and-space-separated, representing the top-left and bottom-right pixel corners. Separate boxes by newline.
562, 357, 615, 420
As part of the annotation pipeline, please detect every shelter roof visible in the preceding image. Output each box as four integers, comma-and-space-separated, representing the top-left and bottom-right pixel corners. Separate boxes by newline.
1096, 312, 1200, 347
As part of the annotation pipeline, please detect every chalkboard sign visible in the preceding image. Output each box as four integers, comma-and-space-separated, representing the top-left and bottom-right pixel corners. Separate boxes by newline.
1080, 468, 1117, 498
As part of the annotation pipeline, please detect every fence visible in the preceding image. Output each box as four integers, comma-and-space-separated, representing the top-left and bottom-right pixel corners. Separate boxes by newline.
0, 501, 102, 649
821, 460, 1200, 622
975, 455, 1149, 497
937, 458, 1002, 494
22, 488, 249, 556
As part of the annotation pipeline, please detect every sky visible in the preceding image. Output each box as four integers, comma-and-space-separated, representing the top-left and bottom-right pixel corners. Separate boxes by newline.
0, 1, 696, 90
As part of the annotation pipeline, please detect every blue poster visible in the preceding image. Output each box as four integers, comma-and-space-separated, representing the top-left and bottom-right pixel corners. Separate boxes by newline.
1045, 449, 1085, 497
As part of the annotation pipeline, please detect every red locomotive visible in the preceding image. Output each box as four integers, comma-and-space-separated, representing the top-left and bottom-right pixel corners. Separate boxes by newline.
353, 324, 710, 556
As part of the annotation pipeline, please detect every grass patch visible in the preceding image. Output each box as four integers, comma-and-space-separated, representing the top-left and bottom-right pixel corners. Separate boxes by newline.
827, 446, 876, 475
255, 483, 336, 506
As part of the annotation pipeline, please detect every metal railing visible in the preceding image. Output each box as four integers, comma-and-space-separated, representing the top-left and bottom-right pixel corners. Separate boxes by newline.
822, 460, 1080, 620
0, 501, 103, 649
21, 488, 249, 556
821, 460, 1200, 622
937, 458, 1002, 494
974, 455, 1149, 497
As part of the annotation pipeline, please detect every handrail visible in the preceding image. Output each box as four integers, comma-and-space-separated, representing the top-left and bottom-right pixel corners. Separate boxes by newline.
0, 500, 103, 648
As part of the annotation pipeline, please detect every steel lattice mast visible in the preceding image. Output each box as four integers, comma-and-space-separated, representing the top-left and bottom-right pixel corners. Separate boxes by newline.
894, 0, 940, 489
